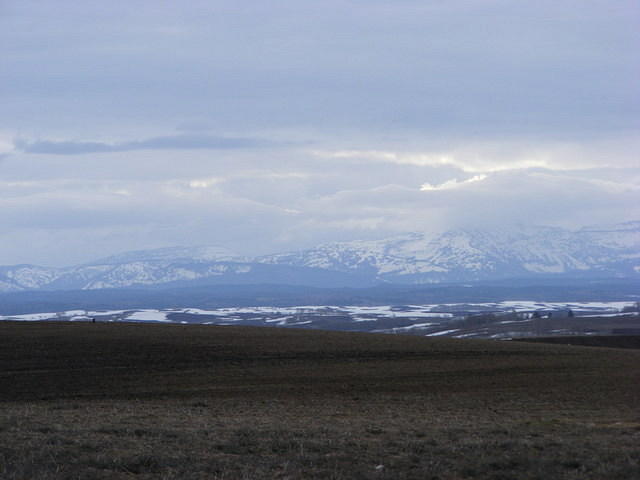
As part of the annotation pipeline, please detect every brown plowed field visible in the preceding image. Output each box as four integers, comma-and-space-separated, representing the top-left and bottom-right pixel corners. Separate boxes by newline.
1, 322, 639, 479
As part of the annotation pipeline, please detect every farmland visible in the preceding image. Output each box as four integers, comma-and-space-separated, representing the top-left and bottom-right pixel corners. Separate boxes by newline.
1, 322, 639, 479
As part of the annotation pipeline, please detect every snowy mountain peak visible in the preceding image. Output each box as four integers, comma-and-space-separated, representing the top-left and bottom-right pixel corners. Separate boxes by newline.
0, 222, 637, 292
260, 222, 640, 282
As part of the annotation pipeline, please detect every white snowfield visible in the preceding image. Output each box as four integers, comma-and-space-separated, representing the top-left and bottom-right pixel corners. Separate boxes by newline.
427, 329, 460, 336
1, 301, 636, 324
260, 222, 640, 280
1, 312, 59, 321
126, 310, 172, 322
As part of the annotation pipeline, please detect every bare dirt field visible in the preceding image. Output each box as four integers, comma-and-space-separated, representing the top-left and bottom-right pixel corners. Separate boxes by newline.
1, 322, 639, 479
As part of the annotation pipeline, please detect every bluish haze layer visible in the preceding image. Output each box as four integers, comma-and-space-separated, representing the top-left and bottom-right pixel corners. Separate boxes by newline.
1, 0, 638, 265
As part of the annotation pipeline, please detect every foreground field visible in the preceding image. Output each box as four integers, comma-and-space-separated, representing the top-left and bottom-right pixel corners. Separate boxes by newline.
1, 322, 639, 479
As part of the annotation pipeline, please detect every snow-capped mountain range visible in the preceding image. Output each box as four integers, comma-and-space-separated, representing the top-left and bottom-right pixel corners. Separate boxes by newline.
0, 222, 638, 292
261, 222, 640, 283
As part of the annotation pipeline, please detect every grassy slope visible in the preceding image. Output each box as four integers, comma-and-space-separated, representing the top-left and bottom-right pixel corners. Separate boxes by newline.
1, 322, 639, 479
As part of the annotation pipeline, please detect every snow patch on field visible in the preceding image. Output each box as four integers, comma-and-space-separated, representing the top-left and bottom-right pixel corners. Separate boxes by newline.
126, 310, 172, 322
86, 310, 128, 316
579, 312, 639, 318
0, 312, 58, 321
391, 322, 439, 331
1, 300, 637, 342
427, 329, 460, 336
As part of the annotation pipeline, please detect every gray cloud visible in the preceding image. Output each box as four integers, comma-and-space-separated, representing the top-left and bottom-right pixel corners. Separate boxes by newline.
0, 1, 638, 265
0, 159, 637, 266
2, 1, 638, 138
15, 134, 277, 155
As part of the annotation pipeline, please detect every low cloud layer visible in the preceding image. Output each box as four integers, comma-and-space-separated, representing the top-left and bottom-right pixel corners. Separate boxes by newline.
1, 133, 638, 265
1, 1, 638, 265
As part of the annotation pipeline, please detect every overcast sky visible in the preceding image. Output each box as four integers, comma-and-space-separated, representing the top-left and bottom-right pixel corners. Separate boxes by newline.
1, 0, 639, 266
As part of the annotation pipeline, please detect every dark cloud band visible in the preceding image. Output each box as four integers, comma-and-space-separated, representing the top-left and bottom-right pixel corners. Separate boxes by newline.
16, 135, 275, 155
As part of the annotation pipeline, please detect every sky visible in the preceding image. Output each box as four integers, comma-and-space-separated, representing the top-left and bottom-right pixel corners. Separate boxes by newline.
1, 0, 639, 266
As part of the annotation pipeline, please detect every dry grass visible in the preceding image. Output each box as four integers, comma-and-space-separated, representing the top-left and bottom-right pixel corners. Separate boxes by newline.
1, 322, 639, 479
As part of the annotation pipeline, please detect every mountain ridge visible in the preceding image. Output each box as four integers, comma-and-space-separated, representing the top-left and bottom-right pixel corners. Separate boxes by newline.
0, 222, 638, 292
